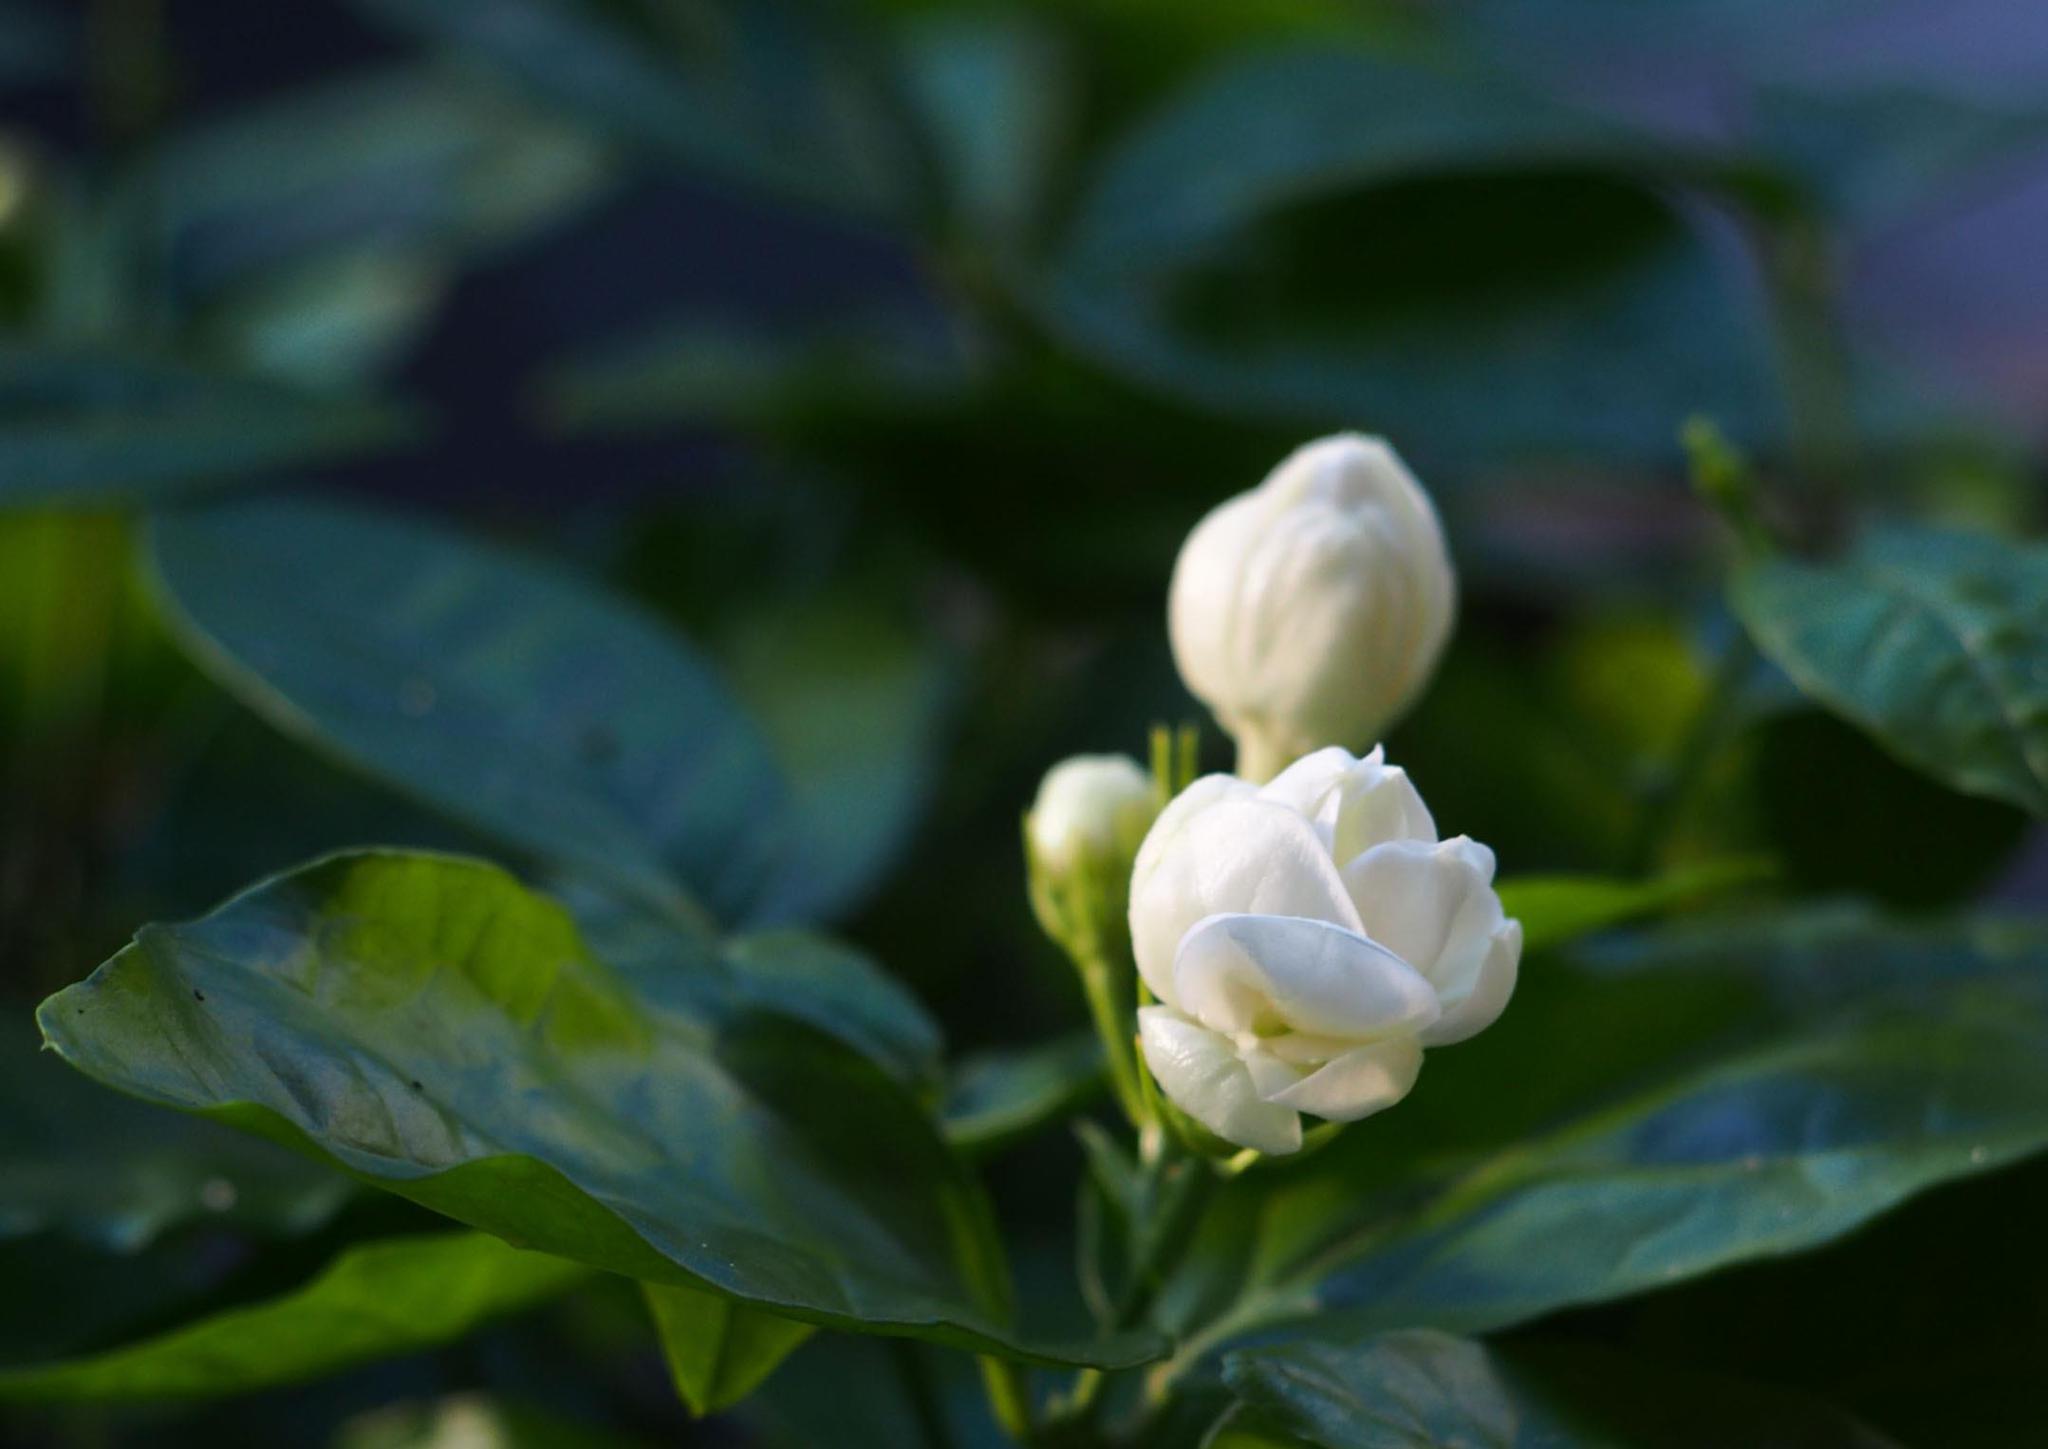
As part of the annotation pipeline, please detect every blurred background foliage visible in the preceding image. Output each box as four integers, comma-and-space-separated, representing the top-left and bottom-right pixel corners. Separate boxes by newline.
1, 0, 2045, 1444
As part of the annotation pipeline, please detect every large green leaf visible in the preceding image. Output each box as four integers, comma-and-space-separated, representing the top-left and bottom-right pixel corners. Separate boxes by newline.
1153, 909, 2048, 1377
1044, 46, 1778, 462
36, 851, 1159, 1368
641, 1281, 812, 1417
0, 347, 409, 507
1733, 526, 2048, 816
345, 0, 910, 217
145, 495, 787, 924
0, 1017, 349, 1251
0, 1231, 584, 1402
1215, 1330, 1898, 1448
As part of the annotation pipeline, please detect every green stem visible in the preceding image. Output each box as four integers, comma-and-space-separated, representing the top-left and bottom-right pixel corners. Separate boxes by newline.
1075, 946, 1146, 1130
1112, 1150, 1217, 1329
979, 1353, 1035, 1444
1051, 1147, 1222, 1438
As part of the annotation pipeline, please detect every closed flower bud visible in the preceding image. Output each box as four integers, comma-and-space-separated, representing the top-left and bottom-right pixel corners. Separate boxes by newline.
1026, 753, 1158, 960
1129, 746, 1519, 1155
1027, 753, 1160, 1127
1169, 434, 1454, 782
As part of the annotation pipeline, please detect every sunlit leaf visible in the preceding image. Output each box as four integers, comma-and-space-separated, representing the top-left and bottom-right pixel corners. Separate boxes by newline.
0, 1018, 350, 1252
38, 851, 1161, 1368
0, 1232, 584, 1402
642, 1281, 812, 1417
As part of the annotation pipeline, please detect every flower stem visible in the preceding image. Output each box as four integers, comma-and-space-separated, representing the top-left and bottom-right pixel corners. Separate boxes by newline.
1075, 944, 1147, 1130
1113, 1148, 1217, 1328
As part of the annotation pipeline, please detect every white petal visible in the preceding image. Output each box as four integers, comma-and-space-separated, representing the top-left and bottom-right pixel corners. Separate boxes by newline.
1241, 1048, 1306, 1099
1138, 1007, 1303, 1155
1419, 917, 1521, 1046
1127, 774, 1257, 1002
1260, 746, 1437, 860
1267, 1035, 1424, 1121
1345, 837, 1504, 1005
1130, 796, 1360, 1007
1166, 491, 1267, 715
1332, 764, 1436, 860
1258, 746, 1362, 824
1173, 912, 1439, 1040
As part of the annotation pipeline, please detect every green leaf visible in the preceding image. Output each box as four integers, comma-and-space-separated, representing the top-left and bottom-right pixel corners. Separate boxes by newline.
0, 347, 410, 507
37, 851, 1160, 1369
145, 495, 787, 924
1218, 1330, 1899, 1448
0, 1231, 584, 1402
1044, 46, 1778, 463
1154, 909, 2048, 1377
1497, 857, 1773, 953
345, 0, 910, 217
942, 1033, 1105, 1157
1733, 525, 2048, 816
556, 877, 943, 1091
642, 1282, 812, 1417
0, 1016, 351, 1251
